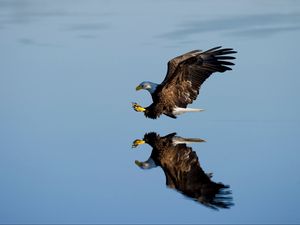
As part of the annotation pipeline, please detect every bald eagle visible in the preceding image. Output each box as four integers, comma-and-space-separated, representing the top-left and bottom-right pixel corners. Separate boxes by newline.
132, 132, 233, 210
132, 46, 236, 119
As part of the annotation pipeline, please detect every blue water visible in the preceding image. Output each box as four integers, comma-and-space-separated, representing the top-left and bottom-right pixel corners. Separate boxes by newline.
1, 0, 300, 223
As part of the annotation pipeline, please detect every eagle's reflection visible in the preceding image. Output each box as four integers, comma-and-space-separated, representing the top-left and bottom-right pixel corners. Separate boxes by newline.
132, 132, 233, 210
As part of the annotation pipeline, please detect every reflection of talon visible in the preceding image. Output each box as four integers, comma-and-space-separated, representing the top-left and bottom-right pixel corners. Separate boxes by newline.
132, 139, 145, 148
132, 102, 146, 112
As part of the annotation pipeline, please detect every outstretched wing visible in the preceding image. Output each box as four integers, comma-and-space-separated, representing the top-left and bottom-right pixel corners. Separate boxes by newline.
162, 49, 202, 84
159, 46, 236, 108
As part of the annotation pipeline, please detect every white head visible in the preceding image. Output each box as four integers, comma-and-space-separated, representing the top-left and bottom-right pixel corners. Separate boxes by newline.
136, 81, 158, 94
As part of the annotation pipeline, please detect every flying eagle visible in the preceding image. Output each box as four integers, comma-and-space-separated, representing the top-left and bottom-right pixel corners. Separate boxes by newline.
132, 46, 236, 119
132, 132, 233, 210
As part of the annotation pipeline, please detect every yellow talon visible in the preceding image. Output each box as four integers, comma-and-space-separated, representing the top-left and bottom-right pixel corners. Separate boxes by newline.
132, 139, 145, 148
132, 102, 146, 112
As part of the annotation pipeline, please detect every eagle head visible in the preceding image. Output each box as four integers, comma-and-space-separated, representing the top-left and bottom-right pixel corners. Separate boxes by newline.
136, 81, 158, 94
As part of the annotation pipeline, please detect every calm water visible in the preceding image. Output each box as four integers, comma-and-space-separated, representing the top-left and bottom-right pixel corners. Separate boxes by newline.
1, 0, 300, 224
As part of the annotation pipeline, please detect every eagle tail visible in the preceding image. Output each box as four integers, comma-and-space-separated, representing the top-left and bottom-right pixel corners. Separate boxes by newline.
172, 107, 204, 115
185, 107, 205, 112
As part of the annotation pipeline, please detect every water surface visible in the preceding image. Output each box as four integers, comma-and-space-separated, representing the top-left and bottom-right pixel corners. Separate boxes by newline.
1, 0, 300, 224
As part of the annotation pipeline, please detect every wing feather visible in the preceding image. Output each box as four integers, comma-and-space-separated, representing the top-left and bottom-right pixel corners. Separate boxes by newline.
161, 49, 202, 85
158, 46, 236, 108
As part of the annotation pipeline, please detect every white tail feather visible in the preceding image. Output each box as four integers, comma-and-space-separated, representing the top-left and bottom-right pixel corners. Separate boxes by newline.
172, 107, 204, 115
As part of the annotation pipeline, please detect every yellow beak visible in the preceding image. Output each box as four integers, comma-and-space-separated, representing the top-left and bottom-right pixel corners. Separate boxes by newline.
136, 85, 143, 91
132, 139, 145, 148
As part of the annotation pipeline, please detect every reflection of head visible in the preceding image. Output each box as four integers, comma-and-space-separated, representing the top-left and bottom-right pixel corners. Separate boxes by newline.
133, 132, 233, 210
135, 158, 157, 169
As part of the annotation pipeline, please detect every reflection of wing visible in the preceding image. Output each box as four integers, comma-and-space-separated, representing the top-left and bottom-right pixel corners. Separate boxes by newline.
138, 132, 233, 210
160, 142, 232, 209
158, 47, 236, 108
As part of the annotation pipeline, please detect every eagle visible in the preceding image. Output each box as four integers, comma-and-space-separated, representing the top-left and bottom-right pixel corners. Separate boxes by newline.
132, 132, 233, 210
132, 46, 237, 119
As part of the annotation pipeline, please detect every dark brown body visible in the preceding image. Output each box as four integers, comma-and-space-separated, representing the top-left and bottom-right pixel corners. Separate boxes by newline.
143, 47, 237, 119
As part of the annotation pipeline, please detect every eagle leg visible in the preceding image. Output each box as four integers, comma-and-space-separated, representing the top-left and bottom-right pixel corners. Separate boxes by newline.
132, 102, 146, 112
